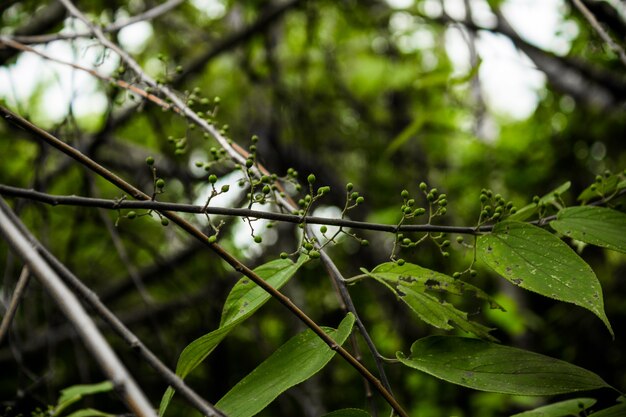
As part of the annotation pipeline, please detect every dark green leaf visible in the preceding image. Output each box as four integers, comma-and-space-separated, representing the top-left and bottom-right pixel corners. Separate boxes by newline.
550, 206, 626, 253
585, 402, 626, 417
509, 398, 596, 417
477, 221, 612, 337
397, 336, 612, 395
65, 409, 115, 417
322, 409, 372, 417
159, 256, 306, 416
215, 313, 355, 417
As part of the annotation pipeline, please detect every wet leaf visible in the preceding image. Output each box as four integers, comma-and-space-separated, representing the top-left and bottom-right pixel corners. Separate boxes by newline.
477, 221, 613, 337
550, 206, 626, 253
397, 336, 612, 395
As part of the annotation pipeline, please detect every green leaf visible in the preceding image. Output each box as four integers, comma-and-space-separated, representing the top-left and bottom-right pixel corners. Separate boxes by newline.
550, 206, 626, 253
54, 382, 113, 416
364, 262, 503, 309
508, 181, 570, 222
363, 262, 498, 340
509, 398, 596, 417
321, 409, 372, 417
65, 409, 115, 417
397, 336, 612, 395
578, 175, 622, 203
159, 256, 306, 416
215, 313, 356, 417
586, 402, 626, 417
477, 221, 613, 337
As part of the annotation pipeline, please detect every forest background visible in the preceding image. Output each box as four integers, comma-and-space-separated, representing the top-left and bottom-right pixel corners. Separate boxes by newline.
0, 0, 625, 416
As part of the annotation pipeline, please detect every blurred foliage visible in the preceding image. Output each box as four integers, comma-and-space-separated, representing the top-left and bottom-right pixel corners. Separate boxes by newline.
1, 0, 625, 416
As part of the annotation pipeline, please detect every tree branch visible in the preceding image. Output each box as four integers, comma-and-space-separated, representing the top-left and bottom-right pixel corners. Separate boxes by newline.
0, 198, 157, 417
0, 266, 31, 346
0, 197, 226, 417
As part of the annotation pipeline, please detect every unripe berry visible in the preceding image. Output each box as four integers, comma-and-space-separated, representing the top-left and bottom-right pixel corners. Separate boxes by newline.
161, 218, 169, 226
453, 272, 461, 278
442, 240, 450, 248
208, 235, 217, 244
208, 174, 218, 184
280, 252, 289, 259
419, 182, 427, 191
397, 259, 405, 266
307, 174, 316, 184
361, 239, 369, 247
456, 236, 464, 243
401, 190, 409, 199
245, 159, 254, 168
532, 196, 540, 204
146, 156, 155, 166
309, 250, 320, 259
254, 235, 263, 244
127, 211, 136, 219
346, 182, 354, 191
156, 178, 165, 189
304, 242, 314, 250
221, 185, 230, 193
320, 225, 328, 234
262, 185, 271, 194
470, 269, 478, 277
356, 196, 365, 205
414, 208, 426, 216
402, 238, 411, 245
442, 251, 449, 258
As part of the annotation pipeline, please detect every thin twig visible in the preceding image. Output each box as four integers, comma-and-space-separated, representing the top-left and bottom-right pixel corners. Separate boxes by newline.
0, 184, 492, 234
0, 104, 409, 417
12, 0, 185, 44
571, 0, 626, 68
0, 266, 31, 346
0, 198, 157, 417
0, 198, 226, 417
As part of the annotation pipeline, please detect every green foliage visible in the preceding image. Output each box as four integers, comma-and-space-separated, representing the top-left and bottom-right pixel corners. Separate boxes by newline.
477, 221, 613, 336
160, 256, 307, 415
550, 206, 626, 253
215, 313, 355, 417
397, 336, 612, 395
509, 398, 596, 417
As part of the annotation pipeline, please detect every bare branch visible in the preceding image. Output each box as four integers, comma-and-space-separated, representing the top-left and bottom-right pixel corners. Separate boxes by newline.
571, 0, 626, 68
0, 198, 157, 417
0, 266, 31, 346
0, 198, 226, 417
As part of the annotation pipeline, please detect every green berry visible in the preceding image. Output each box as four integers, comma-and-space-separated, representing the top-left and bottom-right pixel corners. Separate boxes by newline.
146, 156, 155, 166
356, 196, 365, 204
442, 251, 449, 258
532, 196, 540, 204
361, 239, 369, 247
470, 269, 478, 277
176, 65, 183, 73
156, 178, 165, 189
414, 208, 426, 216
320, 225, 328, 234
453, 272, 461, 278
309, 250, 320, 259
221, 185, 230, 193
438, 199, 447, 207
208, 174, 218, 184
245, 159, 254, 168
441, 240, 450, 248
280, 252, 289, 259
262, 185, 271, 194
161, 218, 169, 226
456, 236, 464, 243
419, 182, 427, 191
346, 182, 354, 191
254, 235, 262, 244
397, 259, 405, 266
304, 242, 314, 250
127, 211, 136, 219
208, 235, 217, 244
307, 174, 316, 184
401, 190, 409, 199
